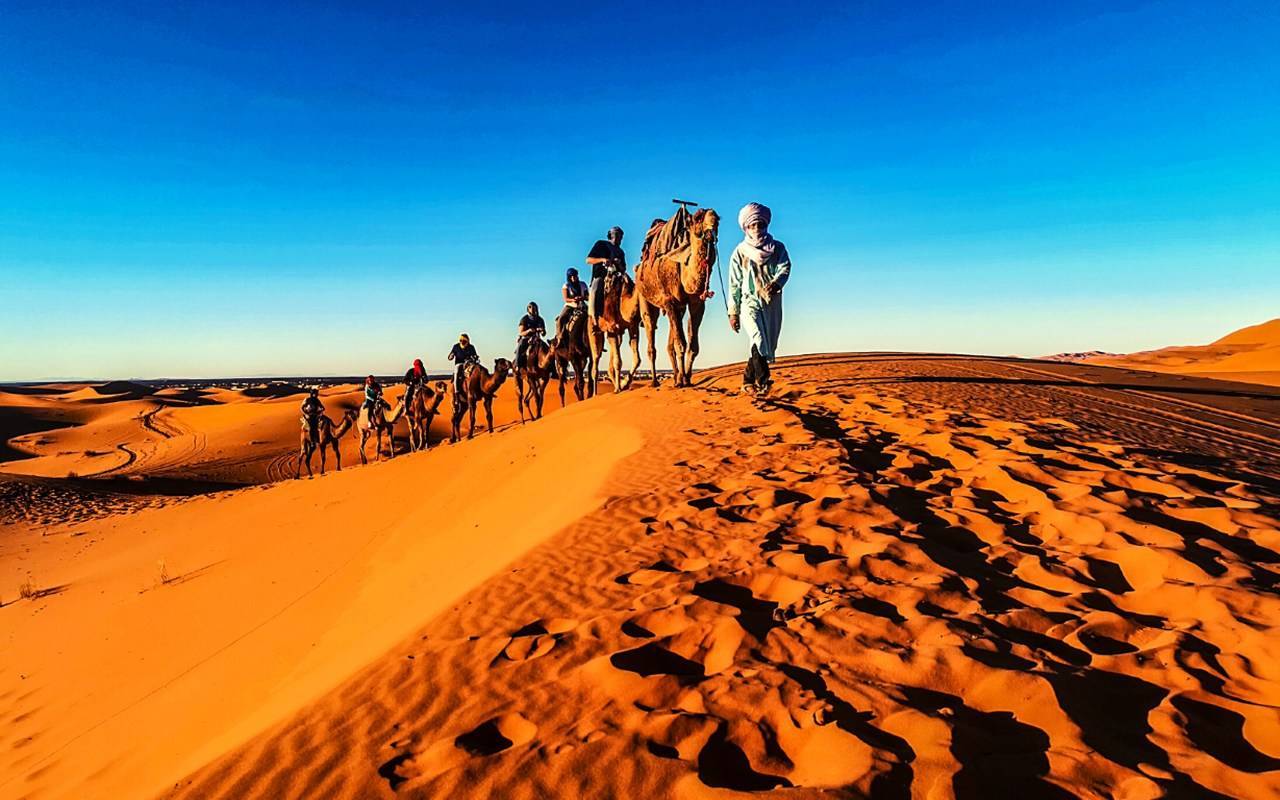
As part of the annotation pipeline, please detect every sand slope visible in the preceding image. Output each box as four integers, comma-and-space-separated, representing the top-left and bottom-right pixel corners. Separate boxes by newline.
1, 392, 637, 800
1094, 318, 1280, 386
5, 355, 1280, 799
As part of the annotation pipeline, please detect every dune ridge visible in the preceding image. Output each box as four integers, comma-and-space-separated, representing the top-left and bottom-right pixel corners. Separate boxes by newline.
1091, 318, 1280, 387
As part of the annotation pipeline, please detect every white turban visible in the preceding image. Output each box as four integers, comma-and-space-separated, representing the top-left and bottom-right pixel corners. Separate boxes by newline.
738, 202, 771, 231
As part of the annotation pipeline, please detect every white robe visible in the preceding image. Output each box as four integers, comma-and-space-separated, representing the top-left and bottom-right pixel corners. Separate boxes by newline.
728, 240, 791, 361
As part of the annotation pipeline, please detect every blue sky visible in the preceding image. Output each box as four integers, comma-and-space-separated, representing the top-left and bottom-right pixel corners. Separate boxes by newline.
2, 0, 1278, 380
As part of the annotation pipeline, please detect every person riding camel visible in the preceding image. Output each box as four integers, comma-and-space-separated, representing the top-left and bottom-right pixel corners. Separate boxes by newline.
403, 357, 428, 406
300, 387, 325, 443
557, 267, 588, 338
447, 333, 479, 396
515, 302, 546, 368
586, 226, 628, 324
362, 375, 385, 424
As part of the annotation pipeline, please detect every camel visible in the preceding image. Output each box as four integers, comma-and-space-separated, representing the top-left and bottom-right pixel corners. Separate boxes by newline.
553, 309, 593, 406
357, 399, 405, 463
450, 359, 512, 442
405, 381, 449, 451
588, 266, 642, 394
296, 408, 357, 478
515, 337, 557, 422
635, 207, 720, 387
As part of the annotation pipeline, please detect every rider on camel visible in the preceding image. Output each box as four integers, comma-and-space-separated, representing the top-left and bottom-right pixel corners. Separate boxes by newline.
362, 375, 385, 423
300, 387, 325, 442
586, 226, 628, 325
448, 333, 479, 396
516, 302, 546, 368
557, 267, 588, 339
403, 358, 428, 406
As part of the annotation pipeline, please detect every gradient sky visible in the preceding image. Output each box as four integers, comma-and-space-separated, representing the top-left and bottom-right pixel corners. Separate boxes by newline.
2, 0, 1278, 381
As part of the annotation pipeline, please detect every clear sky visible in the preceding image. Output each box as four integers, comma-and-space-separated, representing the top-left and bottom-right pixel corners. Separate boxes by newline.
2, 1, 1278, 381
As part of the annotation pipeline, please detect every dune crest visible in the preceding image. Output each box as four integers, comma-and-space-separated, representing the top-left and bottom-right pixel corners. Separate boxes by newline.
1091, 318, 1280, 386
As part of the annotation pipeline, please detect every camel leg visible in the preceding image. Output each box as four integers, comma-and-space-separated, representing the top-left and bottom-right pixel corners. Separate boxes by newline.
319, 445, 327, 476
358, 432, 367, 465
334, 441, 342, 471
684, 300, 705, 386
485, 396, 495, 433
588, 328, 603, 399
609, 332, 623, 390
665, 305, 687, 387
467, 402, 477, 440
516, 373, 527, 423
626, 326, 641, 390
640, 299, 661, 387
534, 376, 546, 418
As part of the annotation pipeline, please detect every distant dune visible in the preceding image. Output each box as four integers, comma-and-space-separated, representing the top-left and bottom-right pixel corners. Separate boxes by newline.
1078, 318, 1280, 387
4, 354, 1280, 799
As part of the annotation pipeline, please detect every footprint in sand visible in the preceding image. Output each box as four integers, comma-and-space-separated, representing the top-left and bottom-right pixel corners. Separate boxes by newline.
496, 618, 579, 663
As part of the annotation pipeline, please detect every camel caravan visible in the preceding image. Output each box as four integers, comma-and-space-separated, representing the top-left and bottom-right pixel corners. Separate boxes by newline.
294, 199, 728, 478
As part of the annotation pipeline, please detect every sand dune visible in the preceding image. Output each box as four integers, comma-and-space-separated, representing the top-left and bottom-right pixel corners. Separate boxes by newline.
4, 355, 1280, 799
1092, 318, 1280, 387
0, 373, 591, 527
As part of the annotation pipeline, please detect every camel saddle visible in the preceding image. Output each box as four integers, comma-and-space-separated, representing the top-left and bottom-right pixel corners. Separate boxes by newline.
641, 204, 693, 267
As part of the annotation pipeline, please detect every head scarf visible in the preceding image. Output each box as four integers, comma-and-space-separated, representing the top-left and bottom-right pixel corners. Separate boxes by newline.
737, 202, 778, 266
608, 226, 623, 240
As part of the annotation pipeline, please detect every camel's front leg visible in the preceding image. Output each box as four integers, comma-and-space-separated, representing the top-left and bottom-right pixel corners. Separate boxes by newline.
684, 300, 705, 385
515, 373, 527, 423
666, 305, 688, 386
467, 402, 477, 439
319, 445, 327, 476
334, 442, 342, 471
484, 396, 495, 433
358, 433, 368, 465
588, 328, 603, 398
626, 327, 641, 390
557, 363, 567, 407
640, 298, 660, 387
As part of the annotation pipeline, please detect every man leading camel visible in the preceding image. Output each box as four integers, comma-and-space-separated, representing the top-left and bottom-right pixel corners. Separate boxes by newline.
728, 202, 791, 390
586, 226, 628, 325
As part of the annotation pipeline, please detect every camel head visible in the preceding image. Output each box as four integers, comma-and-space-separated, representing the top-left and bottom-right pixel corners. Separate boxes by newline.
434, 380, 449, 395
680, 208, 720, 296
493, 358, 512, 378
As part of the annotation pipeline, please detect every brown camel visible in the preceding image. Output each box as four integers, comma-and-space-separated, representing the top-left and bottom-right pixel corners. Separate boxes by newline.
588, 267, 642, 394
357, 399, 405, 463
515, 337, 556, 422
553, 309, 593, 406
296, 408, 357, 478
450, 358, 512, 442
405, 381, 449, 451
635, 207, 720, 387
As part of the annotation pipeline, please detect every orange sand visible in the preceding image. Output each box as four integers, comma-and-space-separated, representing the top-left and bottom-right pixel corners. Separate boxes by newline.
1094, 318, 1280, 387
3, 355, 1280, 799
